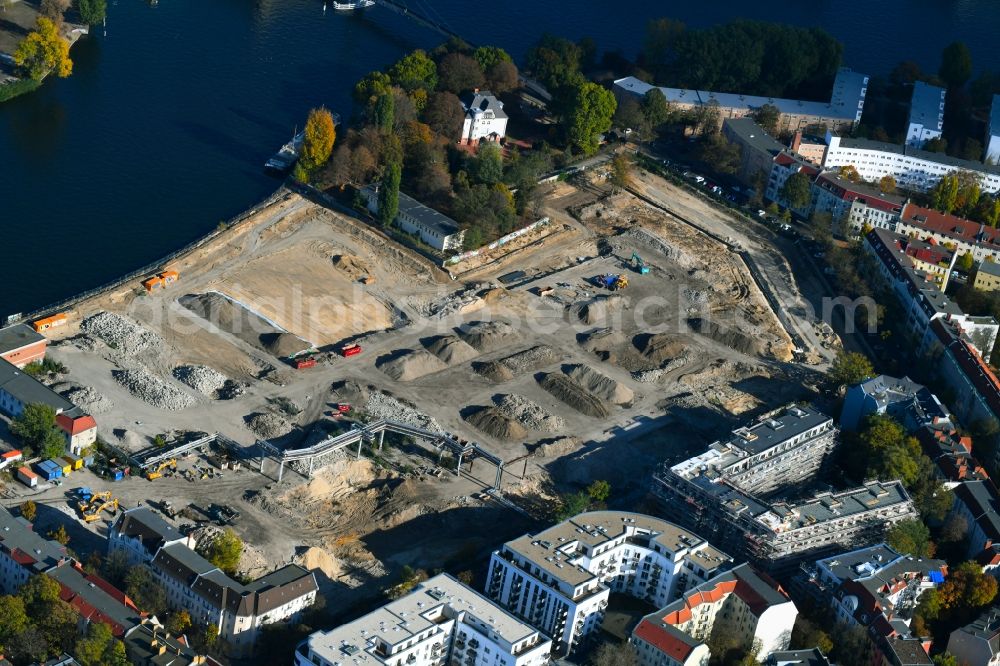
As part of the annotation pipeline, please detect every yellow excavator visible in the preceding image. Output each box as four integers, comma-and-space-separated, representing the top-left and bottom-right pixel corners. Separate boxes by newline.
79, 492, 118, 523
146, 459, 177, 481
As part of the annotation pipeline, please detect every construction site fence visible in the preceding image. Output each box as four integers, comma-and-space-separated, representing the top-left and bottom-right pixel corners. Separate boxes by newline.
443, 217, 550, 269
5, 188, 293, 327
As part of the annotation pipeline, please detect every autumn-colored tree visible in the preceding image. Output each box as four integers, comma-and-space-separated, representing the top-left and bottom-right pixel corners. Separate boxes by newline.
19, 500, 36, 522
437, 52, 484, 94
48, 524, 69, 546
13, 17, 73, 80
839, 165, 861, 182
202, 528, 243, 575
937, 561, 998, 610
587, 480, 611, 502
609, 155, 632, 192
39, 0, 70, 20
168, 609, 193, 635
486, 61, 519, 94
299, 107, 337, 176
879, 175, 897, 194
422, 91, 464, 139
389, 50, 438, 91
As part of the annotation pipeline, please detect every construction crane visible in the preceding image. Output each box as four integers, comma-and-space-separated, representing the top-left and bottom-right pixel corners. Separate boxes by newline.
146, 459, 177, 481
630, 251, 650, 274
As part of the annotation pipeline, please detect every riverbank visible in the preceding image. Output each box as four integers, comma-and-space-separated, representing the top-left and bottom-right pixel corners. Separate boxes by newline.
0, 0, 88, 102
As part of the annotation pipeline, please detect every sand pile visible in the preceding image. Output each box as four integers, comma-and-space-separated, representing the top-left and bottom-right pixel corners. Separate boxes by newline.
580, 328, 626, 354
499, 345, 559, 373
112, 367, 196, 410
331, 254, 370, 280
81, 312, 163, 356
181, 292, 310, 356
534, 436, 581, 458
425, 335, 479, 364
173, 365, 229, 396
458, 320, 517, 351
377, 349, 448, 381
261, 332, 311, 358
636, 333, 687, 364
538, 373, 609, 418
565, 364, 634, 405
495, 394, 564, 432
687, 318, 763, 356
245, 412, 292, 439
333, 380, 370, 405
578, 296, 623, 325
298, 546, 344, 579
465, 407, 528, 441
473, 360, 515, 383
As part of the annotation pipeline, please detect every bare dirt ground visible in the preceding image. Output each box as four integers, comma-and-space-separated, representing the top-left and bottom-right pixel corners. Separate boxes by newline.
18, 172, 828, 615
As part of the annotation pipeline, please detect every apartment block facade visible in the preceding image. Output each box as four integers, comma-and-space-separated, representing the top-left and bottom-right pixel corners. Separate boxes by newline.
485, 511, 732, 656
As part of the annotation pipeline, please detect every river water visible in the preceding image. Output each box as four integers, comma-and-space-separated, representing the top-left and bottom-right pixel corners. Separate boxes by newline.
1, 0, 998, 316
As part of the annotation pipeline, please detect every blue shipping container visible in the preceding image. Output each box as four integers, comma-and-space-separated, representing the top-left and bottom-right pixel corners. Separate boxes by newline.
34, 461, 59, 481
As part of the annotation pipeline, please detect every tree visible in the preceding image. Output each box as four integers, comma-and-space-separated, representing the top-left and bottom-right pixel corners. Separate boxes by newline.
641, 88, 671, 128
938, 561, 998, 612
698, 133, 741, 174
930, 173, 960, 212
839, 165, 861, 182
941, 514, 969, 543
587, 480, 611, 503
354, 70, 391, 106
473, 46, 511, 72
389, 50, 437, 91
20, 500, 37, 522
563, 80, 617, 155
940, 41, 973, 88
168, 609, 192, 635
437, 53, 484, 94
300, 107, 336, 176
924, 136, 949, 153
525, 34, 582, 90
204, 528, 243, 575
74, 621, 116, 666
40, 0, 69, 20
107, 641, 129, 666
378, 161, 401, 227
472, 142, 503, 185
422, 91, 464, 140
48, 524, 69, 546
751, 104, 780, 135
10, 403, 65, 459
958, 251, 975, 273
0, 595, 28, 649
779, 171, 812, 210
13, 17, 72, 80
557, 491, 590, 520
887, 519, 934, 557
373, 92, 395, 132
125, 565, 166, 615
77, 0, 107, 25
486, 61, 519, 94
203, 623, 219, 651
933, 654, 958, 666
609, 155, 632, 193
456, 570, 474, 586
589, 641, 637, 666
829, 351, 874, 386
879, 175, 897, 194
790, 616, 833, 654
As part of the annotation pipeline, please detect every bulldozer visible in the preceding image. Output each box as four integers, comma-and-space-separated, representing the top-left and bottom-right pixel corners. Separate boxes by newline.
630, 251, 650, 274
146, 459, 177, 481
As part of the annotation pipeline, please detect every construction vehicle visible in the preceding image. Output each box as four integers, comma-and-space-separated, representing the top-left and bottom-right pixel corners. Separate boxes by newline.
83, 496, 119, 523
339, 343, 362, 357
595, 273, 628, 291
631, 251, 650, 274
146, 459, 177, 481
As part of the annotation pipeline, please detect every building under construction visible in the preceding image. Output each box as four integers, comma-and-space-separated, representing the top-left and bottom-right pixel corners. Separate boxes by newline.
652, 405, 919, 572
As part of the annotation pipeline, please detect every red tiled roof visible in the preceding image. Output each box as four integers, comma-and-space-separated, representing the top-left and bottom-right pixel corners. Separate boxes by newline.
815, 173, 904, 214
634, 619, 696, 662
1, 451, 21, 460
902, 204, 1000, 249
56, 413, 97, 436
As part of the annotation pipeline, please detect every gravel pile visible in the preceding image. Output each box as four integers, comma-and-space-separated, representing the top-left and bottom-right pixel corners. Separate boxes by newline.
377, 349, 447, 381
631, 355, 689, 383
495, 394, 564, 432
565, 364, 634, 405
458, 320, 518, 351
684, 288, 708, 304
60, 385, 114, 414
245, 412, 291, 439
112, 367, 196, 410
465, 407, 528, 441
499, 345, 559, 373
538, 373, 609, 418
82, 312, 163, 356
472, 360, 514, 383
173, 365, 229, 396
365, 391, 442, 433
425, 335, 479, 364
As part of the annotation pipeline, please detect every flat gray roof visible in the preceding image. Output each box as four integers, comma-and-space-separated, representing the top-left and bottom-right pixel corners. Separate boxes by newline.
723, 118, 786, 155
908, 82, 945, 131
837, 136, 1000, 175
728, 405, 832, 455
0, 324, 44, 355
0, 357, 74, 413
0, 507, 67, 574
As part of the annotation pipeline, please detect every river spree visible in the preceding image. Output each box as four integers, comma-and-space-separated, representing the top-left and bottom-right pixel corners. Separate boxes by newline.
1, 0, 998, 316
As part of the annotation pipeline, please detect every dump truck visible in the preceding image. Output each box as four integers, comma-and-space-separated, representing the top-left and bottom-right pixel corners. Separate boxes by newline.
292, 357, 317, 370
146, 459, 177, 481
339, 343, 362, 357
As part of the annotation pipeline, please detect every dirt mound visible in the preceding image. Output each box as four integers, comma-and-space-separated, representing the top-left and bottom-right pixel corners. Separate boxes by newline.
472, 360, 514, 383
172, 365, 228, 397
499, 345, 559, 373
580, 328, 627, 353
332, 380, 370, 405
59, 385, 113, 414
298, 546, 344, 579
457, 320, 518, 351
425, 335, 479, 365
538, 373, 609, 418
331, 253, 369, 280
635, 332, 687, 364
495, 394, 565, 432
260, 332, 310, 358
181, 292, 311, 356
565, 364, 634, 405
245, 412, 291, 439
578, 295, 623, 325
377, 349, 448, 381
535, 436, 581, 458
687, 318, 763, 356
464, 407, 528, 441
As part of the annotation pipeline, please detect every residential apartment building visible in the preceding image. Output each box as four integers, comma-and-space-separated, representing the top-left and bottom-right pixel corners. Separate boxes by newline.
918, 422, 989, 487
108, 507, 191, 566
460, 90, 508, 145
123, 620, 222, 666
485, 511, 732, 656
905, 82, 946, 148
722, 117, 786, 187
840, 375, 950, 432
361, 185, 465, 251
929, 317, 1000, 442
766, 649, 831, 666
765, 152, 820, 218
975, 262, 1000, 292
0, 323, 47, 368
811, 171, 906, 238
952, 480, 1000, 558
821, 134, 1000, 194
0, 507, 68, 594
295, 573, 552, 666
987, 94, 1000, 164
947, 608, 1000, 666
48, 560, 144, 637
896, 204, 1000, 265
613, 68, 868, 134
630, 563, 796, 666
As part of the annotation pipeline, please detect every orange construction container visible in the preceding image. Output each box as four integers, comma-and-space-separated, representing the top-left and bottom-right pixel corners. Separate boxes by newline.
32, 313, 68, 333
142, 276, 163, 292
159, 270, 179, 284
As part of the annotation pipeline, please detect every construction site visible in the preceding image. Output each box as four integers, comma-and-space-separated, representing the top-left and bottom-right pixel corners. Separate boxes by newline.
5, 163, 839, 615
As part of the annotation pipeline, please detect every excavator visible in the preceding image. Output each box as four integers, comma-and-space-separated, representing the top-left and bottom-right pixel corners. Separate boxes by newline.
146, 459, 177, 481
78, 491, 118, 522
630, 251, 650, 275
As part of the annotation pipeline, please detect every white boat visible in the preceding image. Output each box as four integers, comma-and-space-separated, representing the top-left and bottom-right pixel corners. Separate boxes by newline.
332, 0, 375, 9
265, 130, 304, 172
